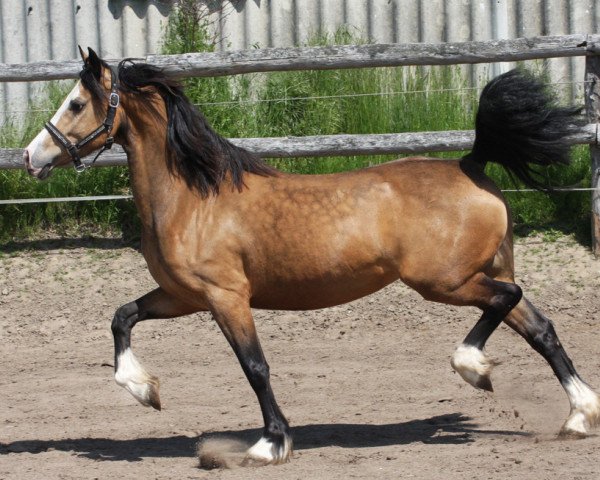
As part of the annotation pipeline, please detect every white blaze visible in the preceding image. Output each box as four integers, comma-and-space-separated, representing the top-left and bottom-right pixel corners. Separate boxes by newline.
25, 82, 81, 167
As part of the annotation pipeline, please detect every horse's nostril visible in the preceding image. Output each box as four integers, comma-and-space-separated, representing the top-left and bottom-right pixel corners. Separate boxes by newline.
23, 149, 41, 177
23, 149, 32, 168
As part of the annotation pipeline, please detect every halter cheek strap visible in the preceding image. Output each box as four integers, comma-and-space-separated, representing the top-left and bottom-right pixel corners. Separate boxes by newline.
44, 72, 120, 172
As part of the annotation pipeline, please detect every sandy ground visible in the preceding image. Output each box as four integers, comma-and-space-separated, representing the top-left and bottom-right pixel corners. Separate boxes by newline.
0, 234, 599, 479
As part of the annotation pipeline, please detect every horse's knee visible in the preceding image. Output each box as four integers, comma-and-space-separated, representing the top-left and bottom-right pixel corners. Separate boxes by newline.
111, 302, 138, 335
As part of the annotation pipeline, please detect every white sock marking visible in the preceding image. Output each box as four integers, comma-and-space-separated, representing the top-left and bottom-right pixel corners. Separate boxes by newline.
562, 376, 600, 435
451, 344, 493, 388
115, 348, 156, 406
246, 435, 292, 464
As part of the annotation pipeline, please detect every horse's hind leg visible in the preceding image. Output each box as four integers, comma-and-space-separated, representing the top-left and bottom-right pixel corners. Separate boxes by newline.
504, 298, 600, 437
111, 287, 199, 410
208, 289, 291, 465
449, 276, 522, 392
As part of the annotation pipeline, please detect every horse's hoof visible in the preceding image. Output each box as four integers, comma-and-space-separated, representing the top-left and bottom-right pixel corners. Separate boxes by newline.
240, 456, 270, 468
475, 375, 494, 392
117, 373, 161, 410
135, 375, 162, 410
558, 428, 588, 439
559, 411, 592, 439
559, 378, 600, 438
115, 349, 162, 409
146, 379, 162, 411
451, 344, 498, 391
243, 435, 292, 466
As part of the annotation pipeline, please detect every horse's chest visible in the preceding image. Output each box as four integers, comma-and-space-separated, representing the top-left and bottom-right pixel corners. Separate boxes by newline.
140, 239, 188, 293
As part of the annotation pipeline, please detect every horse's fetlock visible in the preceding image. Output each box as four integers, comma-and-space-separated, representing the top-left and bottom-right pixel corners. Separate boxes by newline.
266, 419, 289, 437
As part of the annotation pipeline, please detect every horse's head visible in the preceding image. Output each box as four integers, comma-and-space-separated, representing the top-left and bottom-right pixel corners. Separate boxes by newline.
24, 47, 123, 179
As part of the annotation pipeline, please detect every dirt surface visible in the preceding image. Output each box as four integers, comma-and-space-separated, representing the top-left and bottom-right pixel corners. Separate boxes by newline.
0, 234, 599, 479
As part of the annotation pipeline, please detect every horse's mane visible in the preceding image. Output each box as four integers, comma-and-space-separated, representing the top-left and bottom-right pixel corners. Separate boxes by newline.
80, 58, 276, 197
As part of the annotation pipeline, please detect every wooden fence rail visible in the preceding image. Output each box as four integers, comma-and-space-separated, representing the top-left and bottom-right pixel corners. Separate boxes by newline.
0, 34, 599, 82
0, 126, 597, 170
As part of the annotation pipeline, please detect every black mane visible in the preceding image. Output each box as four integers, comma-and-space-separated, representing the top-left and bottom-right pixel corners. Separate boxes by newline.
80, 58, 276, 197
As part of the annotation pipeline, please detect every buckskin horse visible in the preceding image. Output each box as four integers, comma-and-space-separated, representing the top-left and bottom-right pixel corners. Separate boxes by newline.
23, 48, 599, 465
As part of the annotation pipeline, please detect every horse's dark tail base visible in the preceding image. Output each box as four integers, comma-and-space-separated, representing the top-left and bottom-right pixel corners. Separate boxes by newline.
466, 69, 585, 191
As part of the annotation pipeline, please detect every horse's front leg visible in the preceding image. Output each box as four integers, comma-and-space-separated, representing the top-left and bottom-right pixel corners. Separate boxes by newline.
111, 287, 199, 410
208, 289, 292, 466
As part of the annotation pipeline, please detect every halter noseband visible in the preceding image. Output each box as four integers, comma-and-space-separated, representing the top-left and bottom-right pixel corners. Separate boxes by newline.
44, 70, 120, 172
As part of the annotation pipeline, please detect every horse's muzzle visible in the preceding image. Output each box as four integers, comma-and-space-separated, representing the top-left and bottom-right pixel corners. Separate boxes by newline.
23, 149, 53, 180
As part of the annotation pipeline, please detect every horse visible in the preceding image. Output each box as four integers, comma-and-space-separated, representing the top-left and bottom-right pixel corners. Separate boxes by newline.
23, 47, 599, 466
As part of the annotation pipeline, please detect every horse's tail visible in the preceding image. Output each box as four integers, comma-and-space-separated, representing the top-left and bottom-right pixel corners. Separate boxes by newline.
466, 69, 585, 190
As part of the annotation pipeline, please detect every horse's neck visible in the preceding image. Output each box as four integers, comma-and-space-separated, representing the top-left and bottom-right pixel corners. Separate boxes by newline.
123, 133, 189, 232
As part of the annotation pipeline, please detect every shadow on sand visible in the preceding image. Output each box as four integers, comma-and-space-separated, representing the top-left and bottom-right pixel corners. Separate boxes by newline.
0, 236, 139, 255
1, 413, 529, 462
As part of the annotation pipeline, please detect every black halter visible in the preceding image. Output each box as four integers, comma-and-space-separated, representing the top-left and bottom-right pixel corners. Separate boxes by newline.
44, 70, 120, 172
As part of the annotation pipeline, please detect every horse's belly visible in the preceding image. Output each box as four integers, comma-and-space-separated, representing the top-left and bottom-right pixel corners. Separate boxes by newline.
249, 267, 399, 310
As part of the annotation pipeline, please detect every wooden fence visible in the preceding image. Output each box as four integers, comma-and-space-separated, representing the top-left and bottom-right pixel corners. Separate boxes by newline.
1, 33, 599, 254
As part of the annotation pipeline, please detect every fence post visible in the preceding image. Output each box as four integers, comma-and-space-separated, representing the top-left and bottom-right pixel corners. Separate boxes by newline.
585, 44, 600, 257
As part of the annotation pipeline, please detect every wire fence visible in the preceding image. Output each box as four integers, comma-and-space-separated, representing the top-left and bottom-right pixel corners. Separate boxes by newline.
1, 186, 598, 206
0, 195, 133, 205
0, 80, 589, 117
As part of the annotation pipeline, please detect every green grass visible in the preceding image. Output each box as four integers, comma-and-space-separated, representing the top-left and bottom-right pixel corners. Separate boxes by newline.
0, 17, 592, 244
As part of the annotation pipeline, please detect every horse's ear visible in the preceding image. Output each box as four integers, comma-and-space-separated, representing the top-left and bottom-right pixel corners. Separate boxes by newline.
85, 47, 103, 80
78, 45, 88, 63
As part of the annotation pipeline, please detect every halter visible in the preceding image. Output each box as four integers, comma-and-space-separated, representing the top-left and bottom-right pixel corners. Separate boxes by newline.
44, 69, 120, 172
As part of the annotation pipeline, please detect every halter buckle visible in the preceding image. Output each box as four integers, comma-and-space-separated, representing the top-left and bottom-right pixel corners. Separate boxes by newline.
73, 159, 86, 173
109, 92, 120, 108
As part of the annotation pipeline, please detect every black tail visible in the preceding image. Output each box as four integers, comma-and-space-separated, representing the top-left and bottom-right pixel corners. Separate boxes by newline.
467, 69, 585, 190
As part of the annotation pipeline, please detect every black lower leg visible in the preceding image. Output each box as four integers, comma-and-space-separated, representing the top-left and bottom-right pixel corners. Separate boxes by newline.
464, 310, 504, 350
504, 298, 600, 435
111, 288, 183, 362
111, 301, 140, 363
236, 343, 290, 448
513, 298, 578, 385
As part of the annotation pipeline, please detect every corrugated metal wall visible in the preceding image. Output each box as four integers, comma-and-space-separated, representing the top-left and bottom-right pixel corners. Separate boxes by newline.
1, 0, 599, 123
215, 0, 597, 47
215, 0, 599, 93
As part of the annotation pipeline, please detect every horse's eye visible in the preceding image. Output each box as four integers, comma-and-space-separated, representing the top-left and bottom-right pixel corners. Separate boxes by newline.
69, 100, 85, 114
